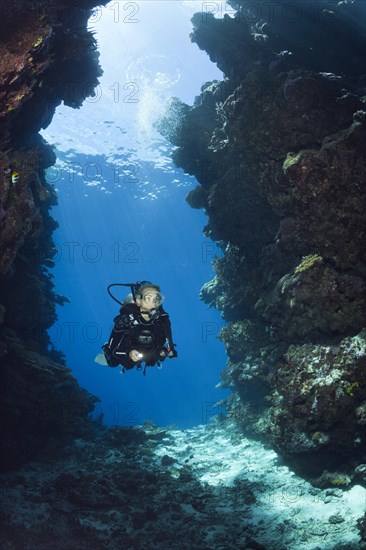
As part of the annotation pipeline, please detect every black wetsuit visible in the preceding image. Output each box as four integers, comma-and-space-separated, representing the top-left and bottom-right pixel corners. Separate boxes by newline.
103, 303, 175, 371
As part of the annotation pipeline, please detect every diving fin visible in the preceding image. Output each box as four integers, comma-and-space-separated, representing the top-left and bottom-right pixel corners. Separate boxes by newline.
94, 353, 108, 366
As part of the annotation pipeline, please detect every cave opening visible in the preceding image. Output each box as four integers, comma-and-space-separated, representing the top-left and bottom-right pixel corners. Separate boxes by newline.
40, 1, 229, 428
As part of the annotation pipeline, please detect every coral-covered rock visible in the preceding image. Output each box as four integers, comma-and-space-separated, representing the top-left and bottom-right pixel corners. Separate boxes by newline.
160, 0, 366, 473
0, 0, 106, 471
271, 332, 366, 455
1, 332, 99, 471
256, 254, 365, 342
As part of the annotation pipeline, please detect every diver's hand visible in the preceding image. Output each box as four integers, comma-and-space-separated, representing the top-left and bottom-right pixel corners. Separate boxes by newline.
168, 348, 178, 358
129, 349, 143, 362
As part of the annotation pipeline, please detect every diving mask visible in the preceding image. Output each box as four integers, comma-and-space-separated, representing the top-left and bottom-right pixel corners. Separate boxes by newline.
140, 291, 163, 306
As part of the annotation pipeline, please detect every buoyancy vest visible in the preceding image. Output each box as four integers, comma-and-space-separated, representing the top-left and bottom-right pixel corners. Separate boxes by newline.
113, 303, 173, 353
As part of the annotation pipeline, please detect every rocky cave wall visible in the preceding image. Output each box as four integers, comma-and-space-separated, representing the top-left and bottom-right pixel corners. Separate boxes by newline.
0, 0, 108, 471
159, 0, 366, 477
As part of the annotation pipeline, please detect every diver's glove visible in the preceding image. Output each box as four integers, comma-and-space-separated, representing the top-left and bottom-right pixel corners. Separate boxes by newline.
129, 349, 143, 362
168, 346, 178, 358
164, 339, 177, 358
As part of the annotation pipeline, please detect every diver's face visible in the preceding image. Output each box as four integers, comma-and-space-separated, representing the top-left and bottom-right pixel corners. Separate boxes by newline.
136, 288, 162, 310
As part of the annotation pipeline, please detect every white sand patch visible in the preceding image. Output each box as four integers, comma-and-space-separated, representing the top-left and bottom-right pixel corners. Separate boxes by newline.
153, 422, 366, 549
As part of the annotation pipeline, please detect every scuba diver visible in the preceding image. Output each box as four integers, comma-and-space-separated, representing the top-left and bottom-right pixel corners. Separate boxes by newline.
95, 281, 177, 375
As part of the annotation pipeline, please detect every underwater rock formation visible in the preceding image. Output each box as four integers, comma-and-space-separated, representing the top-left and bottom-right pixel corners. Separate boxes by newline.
0, 0, 106, 470
0, 1, 365, 547
159, 0, 366, 476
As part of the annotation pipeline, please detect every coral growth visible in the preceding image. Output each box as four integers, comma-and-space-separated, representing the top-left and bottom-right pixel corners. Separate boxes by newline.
160, 0, 366, 474
0, 0, 106, 470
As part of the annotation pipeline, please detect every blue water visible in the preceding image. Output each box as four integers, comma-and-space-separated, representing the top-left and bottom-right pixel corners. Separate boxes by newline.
43, 1, 228, 429
47, 152, 228, 428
